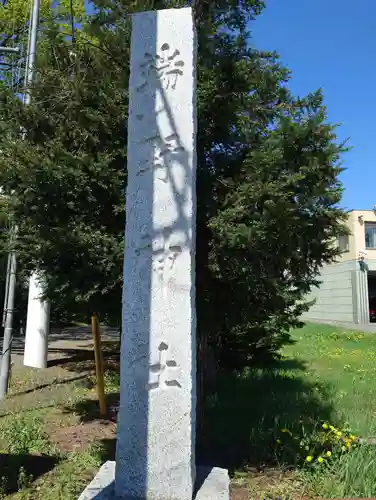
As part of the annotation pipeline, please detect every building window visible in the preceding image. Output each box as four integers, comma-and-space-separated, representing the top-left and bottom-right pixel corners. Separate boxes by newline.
365, 223, 376, 249
337, 234, 349, 253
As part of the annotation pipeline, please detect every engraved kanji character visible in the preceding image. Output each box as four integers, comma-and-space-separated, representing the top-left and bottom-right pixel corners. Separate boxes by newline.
136, 133, 185, 182
138, 42, 185, 91
148, 342, 181, 390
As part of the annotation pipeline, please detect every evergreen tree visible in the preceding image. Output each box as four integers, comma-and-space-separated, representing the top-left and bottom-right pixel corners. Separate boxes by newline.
0, 0, 347, 364
0, 0, 85, 89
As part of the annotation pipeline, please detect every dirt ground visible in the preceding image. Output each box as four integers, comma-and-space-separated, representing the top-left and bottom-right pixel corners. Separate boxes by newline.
0, 326, 120, 451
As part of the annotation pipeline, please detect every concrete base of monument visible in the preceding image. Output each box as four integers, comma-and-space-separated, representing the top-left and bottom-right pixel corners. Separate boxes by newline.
78, 461, 230, 500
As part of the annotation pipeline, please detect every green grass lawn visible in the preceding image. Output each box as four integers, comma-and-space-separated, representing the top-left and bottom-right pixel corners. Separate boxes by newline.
2, 324, 376, 499
285, 323, 376, 438
200, 323, 376, 499
0, 343, 120, 500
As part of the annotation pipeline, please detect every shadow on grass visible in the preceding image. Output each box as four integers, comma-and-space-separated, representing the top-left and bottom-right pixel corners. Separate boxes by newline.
48, 326, 120, 343
0, 453, 60, 494
96, 438, 116, 462
47, 349, 95, 368
9, 375, 90, 398
0, 403, 58, 419
63, 357, 333, 477
196, 359, 335, 472
65, 392, 120, 423
47, 341, 120, 373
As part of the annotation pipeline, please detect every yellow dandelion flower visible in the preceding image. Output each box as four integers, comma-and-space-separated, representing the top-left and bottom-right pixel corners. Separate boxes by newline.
326, 451, 332, 457
350, 435, 356, 440
276, 439, 281, 444
346, 442, 351, 448
306, 456, 313, 462
336, 431, 342, 437
322, 423, 329, 429
317, 457, 324, 463
329, 425, 335, 431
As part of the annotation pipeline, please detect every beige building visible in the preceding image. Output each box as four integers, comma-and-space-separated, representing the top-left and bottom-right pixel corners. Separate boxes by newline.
303, 209, 376, 325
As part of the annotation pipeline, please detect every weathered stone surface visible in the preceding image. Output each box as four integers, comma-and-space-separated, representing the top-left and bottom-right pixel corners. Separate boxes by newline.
115, 7, 197, 500
194, 467, 230, 500
78, 462, 115, 500
78, 463, 230, 500
78, 8, 230, 500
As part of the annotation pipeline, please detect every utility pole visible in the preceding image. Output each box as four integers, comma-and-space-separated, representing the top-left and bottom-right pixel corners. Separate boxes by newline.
24, 0, 40, 106
0, 43, 19, 398
0, 0, 41, 399
0, 41, 20, 399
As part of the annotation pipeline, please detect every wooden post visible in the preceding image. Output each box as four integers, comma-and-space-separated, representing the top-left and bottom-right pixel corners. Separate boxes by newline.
91, 313, 106, 418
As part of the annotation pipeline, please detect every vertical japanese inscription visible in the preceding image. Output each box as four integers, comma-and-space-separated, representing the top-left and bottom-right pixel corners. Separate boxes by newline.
116, 8, 196, 500
136, 133, 185, 182
135, 232, 183, 296
137, 42, 185, 93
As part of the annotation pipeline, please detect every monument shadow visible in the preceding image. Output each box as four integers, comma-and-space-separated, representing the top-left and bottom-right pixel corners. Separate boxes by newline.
196, 359, 335, 472
0, 453, 59, 494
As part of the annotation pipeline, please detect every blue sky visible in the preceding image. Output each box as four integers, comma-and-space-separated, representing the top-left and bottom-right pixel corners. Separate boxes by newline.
251, 0, 376, 210
83, 1, 374, 210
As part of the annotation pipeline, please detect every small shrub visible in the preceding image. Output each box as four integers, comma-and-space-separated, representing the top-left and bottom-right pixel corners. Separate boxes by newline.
0, 460, 35, 496
88, 369, 120, 395
0, 476, 7, 498
17, 466, 33, 491
1, 414, 52, 455
304, 444, 376, 498
275, 422, 359, 467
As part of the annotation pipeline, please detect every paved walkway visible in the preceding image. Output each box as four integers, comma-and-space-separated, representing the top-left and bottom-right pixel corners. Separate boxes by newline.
10, 325, 120, 367
345, 323, 376, 333
307, 320, 376, 333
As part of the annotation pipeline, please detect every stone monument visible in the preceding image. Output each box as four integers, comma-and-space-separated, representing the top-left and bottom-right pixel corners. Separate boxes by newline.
79, 7, 229, 500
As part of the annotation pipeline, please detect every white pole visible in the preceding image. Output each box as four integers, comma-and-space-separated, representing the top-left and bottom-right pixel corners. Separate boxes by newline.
23, 0, 51, 369
24, 273, 50, 368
